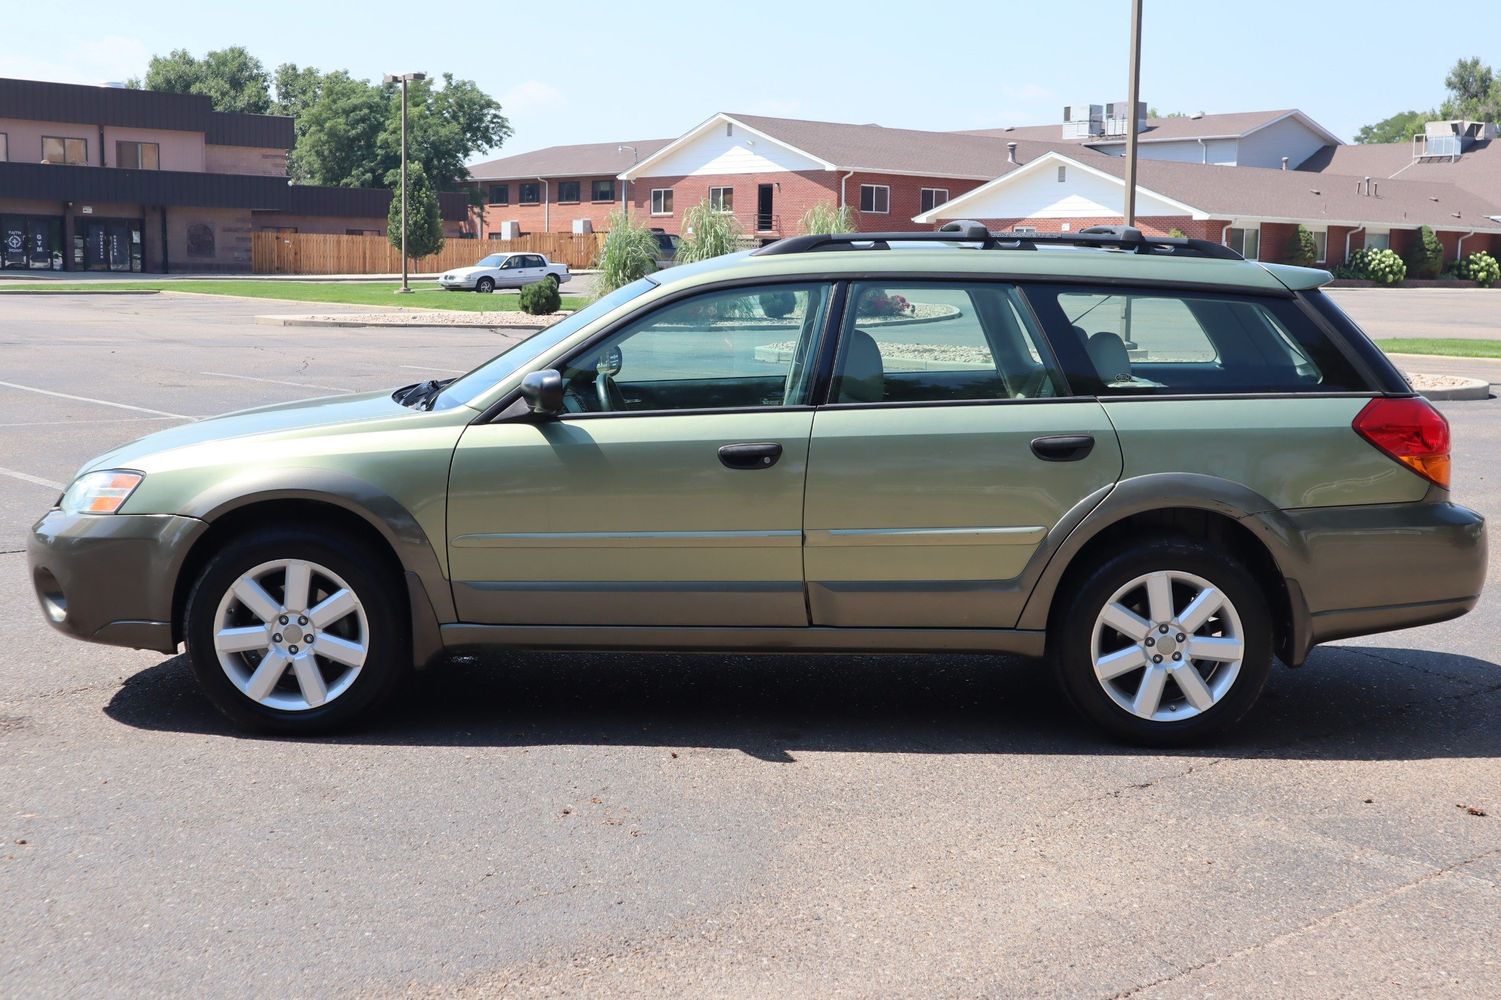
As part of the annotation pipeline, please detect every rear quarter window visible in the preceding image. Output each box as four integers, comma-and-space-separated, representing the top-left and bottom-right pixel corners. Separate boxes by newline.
1024, 284, 1367, 396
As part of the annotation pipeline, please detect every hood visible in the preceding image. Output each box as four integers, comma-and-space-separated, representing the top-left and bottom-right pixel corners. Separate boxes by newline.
80, 389, 424, 479
443, 265, 486, 278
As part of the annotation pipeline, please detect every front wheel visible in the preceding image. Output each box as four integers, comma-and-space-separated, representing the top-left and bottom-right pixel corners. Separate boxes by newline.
1050, 537, 1272, 747
475, 277, 495, 293
184, 527, 411, 734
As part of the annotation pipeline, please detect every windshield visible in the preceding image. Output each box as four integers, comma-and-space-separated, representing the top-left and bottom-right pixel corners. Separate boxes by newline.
432, 278, 657, 410
475, 254, 505, 267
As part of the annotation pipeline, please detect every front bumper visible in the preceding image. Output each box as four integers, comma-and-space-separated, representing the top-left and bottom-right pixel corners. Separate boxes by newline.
28, 509, 208, 653
1278, 499, 1486, 662
438, 276, 476, 289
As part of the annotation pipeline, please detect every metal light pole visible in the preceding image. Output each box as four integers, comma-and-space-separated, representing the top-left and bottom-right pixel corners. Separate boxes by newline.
617, 145, 639, 219
384, 71, 426, 294
1122, 0, 1143, 227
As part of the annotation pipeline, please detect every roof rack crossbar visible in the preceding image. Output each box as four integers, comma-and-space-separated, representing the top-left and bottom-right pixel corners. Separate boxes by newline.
752, 222, 1243, 260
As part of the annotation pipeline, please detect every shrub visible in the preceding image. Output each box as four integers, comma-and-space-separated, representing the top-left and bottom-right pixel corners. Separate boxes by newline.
385, 162, 444, 260
798, 201, 859, 235
759, 289, 796, 318
1406, 225, 1444, 279
856, 290, 914, 318
518, 278, 561, 315
593, 210, 659, 297
1345, 246, 1407, 285
1286, 225, 1317, 267
676, 199, 744, 264
1167, 227, 1187, 238
1456, 250, 1500, 287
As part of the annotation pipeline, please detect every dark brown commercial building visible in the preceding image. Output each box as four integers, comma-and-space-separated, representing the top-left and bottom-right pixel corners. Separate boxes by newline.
0, 77, 467, 273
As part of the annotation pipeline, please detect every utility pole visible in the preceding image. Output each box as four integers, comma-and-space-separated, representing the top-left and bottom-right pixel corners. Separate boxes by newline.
384, 71, 426, 293
1122, 0, 1143, 227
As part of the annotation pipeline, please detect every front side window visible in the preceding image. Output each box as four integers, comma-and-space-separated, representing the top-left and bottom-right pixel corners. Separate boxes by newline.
42, 136, 88, 165
1225, 226, 1259, 260
830, 283, 1064, 404
557, 283, 832, 414
1365, 232, 1390, 251
919, 188, 949, 213
557, 180, 580, 202
859, 184, 890, 214
116, 140, 159, 170
709, 186, 734, 213
651, 188, 673, 214
519, 183, 541, 204
592, 179, 616, 202
1025, 284, 1364, 395
488, 185, 509, 205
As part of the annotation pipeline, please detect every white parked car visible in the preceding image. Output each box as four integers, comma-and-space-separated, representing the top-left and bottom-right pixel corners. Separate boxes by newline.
438, 252, 571, 293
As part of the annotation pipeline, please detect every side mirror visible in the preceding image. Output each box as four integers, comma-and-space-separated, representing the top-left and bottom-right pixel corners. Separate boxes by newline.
520, 369, 564, 415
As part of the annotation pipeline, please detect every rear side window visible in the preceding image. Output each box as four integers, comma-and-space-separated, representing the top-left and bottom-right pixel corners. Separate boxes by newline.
829, 282, 1065, 404
1025, 284, 1366, 395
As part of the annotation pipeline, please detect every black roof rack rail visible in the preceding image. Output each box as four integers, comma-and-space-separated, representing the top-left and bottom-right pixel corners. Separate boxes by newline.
752, 221, 1243, 260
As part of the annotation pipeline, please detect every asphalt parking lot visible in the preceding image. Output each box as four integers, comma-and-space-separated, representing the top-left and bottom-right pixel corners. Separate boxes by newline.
1, 292, 1498, 998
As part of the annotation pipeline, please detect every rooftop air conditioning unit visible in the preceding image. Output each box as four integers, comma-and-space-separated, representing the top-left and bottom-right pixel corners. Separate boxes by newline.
572, 218, 593, 235
497, 220, 521, 240
1062, 104, 1103, 139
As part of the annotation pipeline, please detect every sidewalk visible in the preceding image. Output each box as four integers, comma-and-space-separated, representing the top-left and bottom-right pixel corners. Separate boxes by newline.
0, 270, 600, 283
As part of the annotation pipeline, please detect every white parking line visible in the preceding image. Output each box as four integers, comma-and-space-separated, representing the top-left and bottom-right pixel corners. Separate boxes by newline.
0, 417, 179, 428
0, 379, 190, 419
400, 365, 470, 374
0, 466, 64, 490
201, 371, 353, 393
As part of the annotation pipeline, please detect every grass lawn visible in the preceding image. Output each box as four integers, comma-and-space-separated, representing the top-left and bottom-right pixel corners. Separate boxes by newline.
1377, 338, 1501, 359
0, 279, 586, 312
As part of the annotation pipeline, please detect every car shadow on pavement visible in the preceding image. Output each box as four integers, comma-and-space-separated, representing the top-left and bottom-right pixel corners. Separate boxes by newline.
104, 642, 1500, 761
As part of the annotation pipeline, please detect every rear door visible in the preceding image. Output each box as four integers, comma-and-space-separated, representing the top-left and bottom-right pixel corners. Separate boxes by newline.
803, 281, 1123, 629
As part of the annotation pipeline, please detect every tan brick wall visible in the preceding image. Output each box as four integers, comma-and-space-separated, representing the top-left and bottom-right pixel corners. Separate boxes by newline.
205, 144, 288, 176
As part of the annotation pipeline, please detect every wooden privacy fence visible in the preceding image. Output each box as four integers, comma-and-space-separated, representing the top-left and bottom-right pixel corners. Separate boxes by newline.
251, 232, 607, 275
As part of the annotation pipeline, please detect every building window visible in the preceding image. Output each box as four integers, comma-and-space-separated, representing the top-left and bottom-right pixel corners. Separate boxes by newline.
1366, 232, 1390, 251
919, 188, 949, 213
709, 186, 734, 213
0, 133, 7, 162
859, 184, 890, 214
345, 228, 382, 236
1013, 226, 1038, 235
42, 136, 88, 165
1225, 226, 1260, 260
557, 181, 581, 203
488, 185, 509, 205
116, 140, 159, 170
519, 183, 541, 205
1057, 165, 1067, 182
1311, 228, 1328, 263
651, 189, 673, 215
592, 179, 616, 202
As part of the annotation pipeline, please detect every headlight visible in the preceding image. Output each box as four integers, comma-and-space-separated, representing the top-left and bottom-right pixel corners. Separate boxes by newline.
60, 471, 144, 514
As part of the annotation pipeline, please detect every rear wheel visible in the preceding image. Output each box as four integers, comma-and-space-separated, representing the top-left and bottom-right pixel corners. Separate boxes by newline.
184, 527, 410, 733
1050, 537, 1272, 746
475, 276, 495, 293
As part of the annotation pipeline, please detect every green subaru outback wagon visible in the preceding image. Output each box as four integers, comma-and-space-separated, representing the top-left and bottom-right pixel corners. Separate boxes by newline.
28, 225, 1487, 744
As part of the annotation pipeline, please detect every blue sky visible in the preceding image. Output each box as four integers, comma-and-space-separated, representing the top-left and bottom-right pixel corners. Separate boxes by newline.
8, 0, 1496, 158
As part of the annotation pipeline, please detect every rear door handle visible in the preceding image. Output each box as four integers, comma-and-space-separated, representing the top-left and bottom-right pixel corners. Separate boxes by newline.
1030, 434, 1095, 462
718, 442, 783, 470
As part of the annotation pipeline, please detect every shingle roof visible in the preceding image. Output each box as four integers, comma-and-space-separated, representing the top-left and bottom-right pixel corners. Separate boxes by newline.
1300, 139, 1501, 206
466, 138, 674, 180
959, 110, 1317, 145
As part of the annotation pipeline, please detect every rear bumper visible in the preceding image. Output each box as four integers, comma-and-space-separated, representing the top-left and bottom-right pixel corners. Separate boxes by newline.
27, 509, 207, 654
1278, 499, 1486, 662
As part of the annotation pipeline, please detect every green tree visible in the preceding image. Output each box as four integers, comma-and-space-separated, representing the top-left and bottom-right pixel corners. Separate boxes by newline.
372, 74, 512, 193
287, 71, 387, 186
677, 200, 744, 264
271, 63, 324, 120
1445, 57, 1494, 113
593, 210, 660, 296
1354, 109, 1434, 144
1406, 225, 1444, 279
134, 47, 271, 114
387, 162, 444, 260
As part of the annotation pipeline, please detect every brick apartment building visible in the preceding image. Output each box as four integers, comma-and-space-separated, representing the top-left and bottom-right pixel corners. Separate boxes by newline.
0, 77, 467, 272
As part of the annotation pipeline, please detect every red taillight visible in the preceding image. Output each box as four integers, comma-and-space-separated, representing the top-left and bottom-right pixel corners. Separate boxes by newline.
1353, 397, 1451, 489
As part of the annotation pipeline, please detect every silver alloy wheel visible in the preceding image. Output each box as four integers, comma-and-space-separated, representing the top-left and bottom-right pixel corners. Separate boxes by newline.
211, 558, 369, 712
1090, 569, 1245, 723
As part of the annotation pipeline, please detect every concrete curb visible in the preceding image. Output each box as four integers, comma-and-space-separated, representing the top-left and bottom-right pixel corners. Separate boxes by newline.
1410, 376, 1493, 401
255, 315, 552, 332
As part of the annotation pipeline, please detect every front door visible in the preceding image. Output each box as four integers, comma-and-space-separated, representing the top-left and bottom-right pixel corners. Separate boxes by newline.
447, 281, 834, 627
802, 281, 1123, 628
757, 184, 775, 233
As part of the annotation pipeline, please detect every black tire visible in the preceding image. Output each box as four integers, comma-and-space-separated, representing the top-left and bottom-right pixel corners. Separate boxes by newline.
184, 526, 411, 734
1049, 536, 1272, 747
475, 277, 495, 293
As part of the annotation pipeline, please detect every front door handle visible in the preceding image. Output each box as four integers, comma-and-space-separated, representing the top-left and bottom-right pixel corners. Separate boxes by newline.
718, 442, 783, 470
1030, 434, 1095, 462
